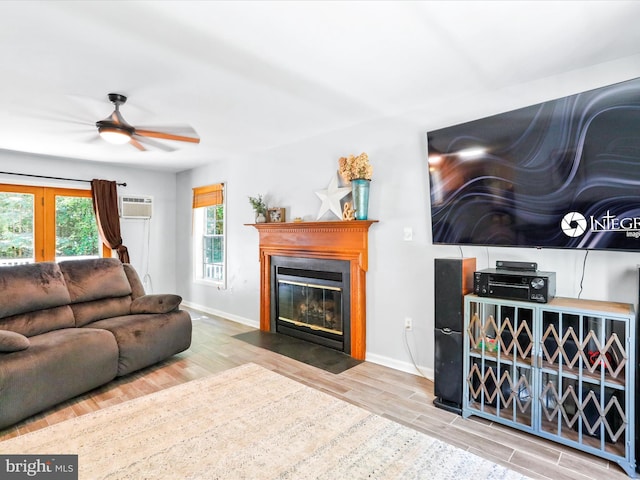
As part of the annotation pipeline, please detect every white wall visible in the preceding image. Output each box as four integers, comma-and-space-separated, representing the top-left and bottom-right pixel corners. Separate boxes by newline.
0, 150, 178, 294
176, 54, 640, 378
7, 54, 638, 379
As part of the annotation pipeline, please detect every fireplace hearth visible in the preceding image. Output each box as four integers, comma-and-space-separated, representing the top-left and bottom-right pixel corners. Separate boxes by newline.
271, 256, 350, 353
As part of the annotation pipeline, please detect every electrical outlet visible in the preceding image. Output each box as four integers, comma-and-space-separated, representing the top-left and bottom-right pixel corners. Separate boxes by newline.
404, 317, 412, 330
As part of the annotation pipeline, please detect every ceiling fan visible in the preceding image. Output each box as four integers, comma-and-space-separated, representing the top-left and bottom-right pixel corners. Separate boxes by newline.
95, 93, 200, 151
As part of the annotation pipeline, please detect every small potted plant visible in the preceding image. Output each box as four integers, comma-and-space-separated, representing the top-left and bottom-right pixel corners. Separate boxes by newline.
248, 194, 267, 223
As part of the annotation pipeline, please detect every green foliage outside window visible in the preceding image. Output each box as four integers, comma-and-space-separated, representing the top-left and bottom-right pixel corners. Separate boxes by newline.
55, 196, 100, 257
0, 193, 33, 258
206, 205, 224, 235
0, 193, 100, 260
203, 204, 224, 281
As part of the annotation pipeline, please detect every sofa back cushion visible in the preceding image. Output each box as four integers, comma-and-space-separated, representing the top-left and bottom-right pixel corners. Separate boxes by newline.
59, 258, 133, 327
0, 262, 74, 336
0, 305, 75, 337
59, 258, 132, 302
0, 262, 71, 318
71, 297, 133, 327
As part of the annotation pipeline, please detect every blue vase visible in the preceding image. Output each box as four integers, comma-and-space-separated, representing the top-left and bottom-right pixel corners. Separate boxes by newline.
351, 179, 370, 220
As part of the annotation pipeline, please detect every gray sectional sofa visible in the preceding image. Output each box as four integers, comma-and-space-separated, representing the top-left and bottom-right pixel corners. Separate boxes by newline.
0, 258, 192, 430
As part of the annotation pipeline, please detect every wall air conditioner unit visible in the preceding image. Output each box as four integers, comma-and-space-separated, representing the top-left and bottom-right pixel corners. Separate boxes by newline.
119, 195, 153, 219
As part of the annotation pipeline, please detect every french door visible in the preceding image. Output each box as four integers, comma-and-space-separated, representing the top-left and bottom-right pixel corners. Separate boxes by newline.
0, 184, 109, 265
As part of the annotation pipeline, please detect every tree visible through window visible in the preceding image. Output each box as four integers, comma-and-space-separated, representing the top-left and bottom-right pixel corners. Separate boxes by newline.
203, 204, 224, 281
0, 184, 107, 265
0, 192, 34, 261
55, 195, 100, 258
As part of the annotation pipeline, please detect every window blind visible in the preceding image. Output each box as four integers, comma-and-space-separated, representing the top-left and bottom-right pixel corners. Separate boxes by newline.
192, 183, 224, 208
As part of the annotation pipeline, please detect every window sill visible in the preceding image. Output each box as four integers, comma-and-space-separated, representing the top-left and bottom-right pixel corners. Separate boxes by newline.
193, 278, 226, 290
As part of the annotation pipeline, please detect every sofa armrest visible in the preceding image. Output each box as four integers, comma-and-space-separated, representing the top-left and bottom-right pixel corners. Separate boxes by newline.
0, 329, 30, 352
123, 263, 146, 299
130, 294, 182, 314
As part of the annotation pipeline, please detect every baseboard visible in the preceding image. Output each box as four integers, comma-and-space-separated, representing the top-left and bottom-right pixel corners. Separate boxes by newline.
182, 301, 433, 380
181, 301, 260, 329
365, 352, 434, 381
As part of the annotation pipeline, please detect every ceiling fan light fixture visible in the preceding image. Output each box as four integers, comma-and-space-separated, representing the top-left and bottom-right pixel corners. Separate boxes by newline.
93, 93, 199, 150
98, 126, 132, 144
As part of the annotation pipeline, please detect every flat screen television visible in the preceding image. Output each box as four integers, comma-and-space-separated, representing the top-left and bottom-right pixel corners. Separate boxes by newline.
427, 76, 640, 251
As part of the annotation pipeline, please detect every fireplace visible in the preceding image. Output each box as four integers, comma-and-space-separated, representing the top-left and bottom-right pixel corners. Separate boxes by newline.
249, 220, 376, 360
271, 256, 350, 353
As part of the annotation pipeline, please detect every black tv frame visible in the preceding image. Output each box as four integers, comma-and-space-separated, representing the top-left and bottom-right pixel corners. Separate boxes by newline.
427, 76, 640, 251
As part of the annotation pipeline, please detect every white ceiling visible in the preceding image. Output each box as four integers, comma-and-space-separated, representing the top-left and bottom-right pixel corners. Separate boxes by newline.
1, 1, 640, 172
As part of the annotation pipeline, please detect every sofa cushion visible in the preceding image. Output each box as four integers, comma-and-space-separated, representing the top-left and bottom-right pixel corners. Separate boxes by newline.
0, 328, 119, 430
59, 258, 131, 303
0, 262, 71, 319
71, 297, 133, 327
130, 294, 182, 314
86, 311, 192, 376
0, 305, 75, 338
0, 330, 30, 352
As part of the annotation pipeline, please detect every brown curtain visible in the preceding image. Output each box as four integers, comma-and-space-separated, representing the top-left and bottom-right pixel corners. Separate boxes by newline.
91, 179, 130, 263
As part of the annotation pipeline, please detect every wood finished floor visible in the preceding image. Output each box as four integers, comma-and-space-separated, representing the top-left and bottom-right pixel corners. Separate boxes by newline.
0, 308, 632, 480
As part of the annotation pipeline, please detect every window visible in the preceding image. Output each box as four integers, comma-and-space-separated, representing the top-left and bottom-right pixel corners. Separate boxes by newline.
0, 184, 108, 265
192, 183, 226, 286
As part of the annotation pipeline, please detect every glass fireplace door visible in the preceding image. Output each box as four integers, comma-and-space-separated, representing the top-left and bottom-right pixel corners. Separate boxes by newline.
277, 279, 343, 336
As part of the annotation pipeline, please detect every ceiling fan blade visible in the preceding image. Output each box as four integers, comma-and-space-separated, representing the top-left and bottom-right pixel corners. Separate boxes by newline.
135, 124, 198, 134
134, 128, 200, 144
129, 137, 147, 151
11, 104, 94, 127
74, 133, 103, 144
132, 134, 176, 152
66, 94, 133, 120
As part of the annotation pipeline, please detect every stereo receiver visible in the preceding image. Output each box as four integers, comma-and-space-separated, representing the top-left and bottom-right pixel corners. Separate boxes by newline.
474, 268, 556, 303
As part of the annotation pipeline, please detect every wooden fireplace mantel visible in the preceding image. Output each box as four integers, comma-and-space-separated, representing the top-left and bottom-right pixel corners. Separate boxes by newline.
249, 220, 377, 360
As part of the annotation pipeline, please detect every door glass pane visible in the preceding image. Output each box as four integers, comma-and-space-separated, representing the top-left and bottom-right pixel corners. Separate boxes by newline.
0, 192, 34, 265
55, 195, 100, 261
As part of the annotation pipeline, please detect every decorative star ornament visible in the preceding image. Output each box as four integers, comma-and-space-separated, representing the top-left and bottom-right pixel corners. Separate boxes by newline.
315, 173, 351, 220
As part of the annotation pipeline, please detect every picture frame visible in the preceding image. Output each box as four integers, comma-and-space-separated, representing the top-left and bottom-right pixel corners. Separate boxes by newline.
268, 207, 285, 223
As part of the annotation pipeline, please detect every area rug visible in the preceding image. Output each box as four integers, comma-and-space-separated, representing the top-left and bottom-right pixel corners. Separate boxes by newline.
1, 363, 531, 480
